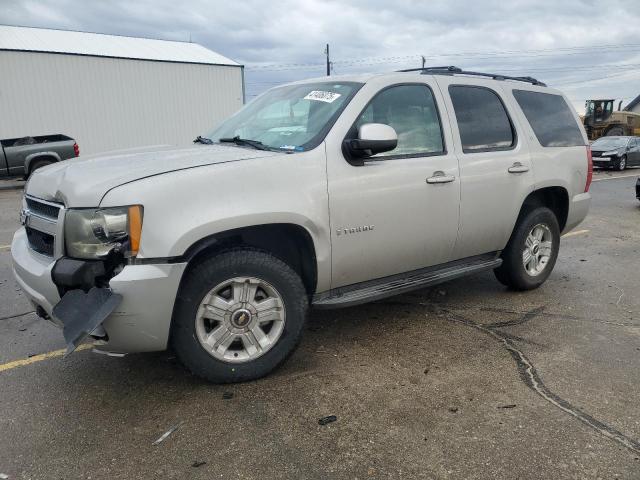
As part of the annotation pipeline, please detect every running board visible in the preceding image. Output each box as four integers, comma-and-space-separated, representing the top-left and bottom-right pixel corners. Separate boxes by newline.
313, 255, 502, 309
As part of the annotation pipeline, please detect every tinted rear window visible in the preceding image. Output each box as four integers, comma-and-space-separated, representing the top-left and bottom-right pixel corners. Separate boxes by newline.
449, 85, 515, 153
513, 90, 584, 147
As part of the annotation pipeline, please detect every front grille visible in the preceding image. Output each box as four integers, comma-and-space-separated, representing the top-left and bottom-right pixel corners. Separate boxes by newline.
26, 226, 55, 256
25, 197, 61, 219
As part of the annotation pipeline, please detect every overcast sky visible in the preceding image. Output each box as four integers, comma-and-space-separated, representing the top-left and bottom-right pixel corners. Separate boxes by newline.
2, 0, 640, 112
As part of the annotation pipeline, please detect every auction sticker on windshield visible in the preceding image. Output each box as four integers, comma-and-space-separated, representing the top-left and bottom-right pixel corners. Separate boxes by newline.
304, 91, 342, 103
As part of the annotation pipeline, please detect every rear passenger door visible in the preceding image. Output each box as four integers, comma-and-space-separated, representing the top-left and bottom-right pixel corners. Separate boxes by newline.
435, 78, 533, 259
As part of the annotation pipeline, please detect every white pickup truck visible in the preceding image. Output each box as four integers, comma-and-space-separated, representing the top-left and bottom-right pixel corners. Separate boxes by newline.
12, 67, 591, 383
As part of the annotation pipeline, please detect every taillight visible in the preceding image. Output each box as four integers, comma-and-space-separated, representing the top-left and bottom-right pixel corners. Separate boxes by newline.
73, 142, 80, 157
585, 145, 593, 192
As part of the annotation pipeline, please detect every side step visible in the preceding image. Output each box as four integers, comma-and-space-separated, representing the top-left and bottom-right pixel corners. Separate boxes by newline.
313, 255, 502, 309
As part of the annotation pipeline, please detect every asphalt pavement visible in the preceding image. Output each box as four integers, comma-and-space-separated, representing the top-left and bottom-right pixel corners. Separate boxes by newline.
0, 169, 639, 479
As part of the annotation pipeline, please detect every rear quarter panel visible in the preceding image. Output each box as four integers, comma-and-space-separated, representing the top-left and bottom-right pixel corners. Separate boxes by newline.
502, 85, 590, 212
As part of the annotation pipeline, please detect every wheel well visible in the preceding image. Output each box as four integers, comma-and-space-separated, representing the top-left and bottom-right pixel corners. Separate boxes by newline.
520, 187, 569, 231
181, 224, 318, 295
28, 155, 57, 174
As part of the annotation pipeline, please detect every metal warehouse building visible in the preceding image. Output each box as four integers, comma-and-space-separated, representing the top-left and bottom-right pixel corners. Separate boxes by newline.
0, 25, 244, 155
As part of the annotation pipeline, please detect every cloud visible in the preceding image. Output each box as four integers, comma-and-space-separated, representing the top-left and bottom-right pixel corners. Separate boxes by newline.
2, 0, 640, 111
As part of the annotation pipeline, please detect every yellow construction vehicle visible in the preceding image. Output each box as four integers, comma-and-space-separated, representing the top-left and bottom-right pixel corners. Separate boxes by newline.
582, 99, 640, 141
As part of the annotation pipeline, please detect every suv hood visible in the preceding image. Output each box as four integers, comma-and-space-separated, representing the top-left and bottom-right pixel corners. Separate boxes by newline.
26, 144, 280, 207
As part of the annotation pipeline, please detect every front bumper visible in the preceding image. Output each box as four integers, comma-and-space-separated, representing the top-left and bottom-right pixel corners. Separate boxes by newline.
11, 227, 187, 354
592, 156, 615, 168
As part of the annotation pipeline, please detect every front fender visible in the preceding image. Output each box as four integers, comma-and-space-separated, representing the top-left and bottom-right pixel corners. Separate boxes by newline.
99, 148, 332, 291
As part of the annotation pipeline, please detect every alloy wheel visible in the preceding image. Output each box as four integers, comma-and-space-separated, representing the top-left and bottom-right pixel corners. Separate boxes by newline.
522, 224, 553, 276
195, 276, 285, 363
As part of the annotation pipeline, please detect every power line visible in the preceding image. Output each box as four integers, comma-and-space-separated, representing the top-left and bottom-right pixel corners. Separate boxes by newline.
245, 42, 640, 71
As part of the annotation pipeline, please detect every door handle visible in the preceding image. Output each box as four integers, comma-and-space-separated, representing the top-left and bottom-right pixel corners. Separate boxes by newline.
426, 171, 455, 184
508, 162, 530, 173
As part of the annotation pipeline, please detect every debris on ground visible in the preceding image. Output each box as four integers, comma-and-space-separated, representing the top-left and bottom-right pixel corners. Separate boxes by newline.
152, 422, 182, 446
222, 392, 234, 400
448, 407, 458, 413
318, 415, 337, 425
192, 461, 206, 468
498, 404, 517, 409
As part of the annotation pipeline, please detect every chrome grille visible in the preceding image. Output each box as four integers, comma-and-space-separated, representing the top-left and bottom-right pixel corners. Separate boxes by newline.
25, 197, 61, 220
23, 196, 65, 258
25, 227, 55, 256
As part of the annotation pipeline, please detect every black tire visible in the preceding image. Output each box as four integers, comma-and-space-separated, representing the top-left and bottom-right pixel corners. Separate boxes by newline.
615, 155, 627, 171
494, 207, 560, 291
171, 249, 308, 383
28, 159, 54, 177
605, 126, 624, 136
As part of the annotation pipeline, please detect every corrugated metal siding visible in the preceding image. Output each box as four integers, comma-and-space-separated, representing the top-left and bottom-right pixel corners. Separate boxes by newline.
0, 51, 243, 154
0, 25, 239, 66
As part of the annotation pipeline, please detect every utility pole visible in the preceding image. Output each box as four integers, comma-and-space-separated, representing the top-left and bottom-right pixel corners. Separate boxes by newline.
325, 44, 331, 76
421, 55, 426, 68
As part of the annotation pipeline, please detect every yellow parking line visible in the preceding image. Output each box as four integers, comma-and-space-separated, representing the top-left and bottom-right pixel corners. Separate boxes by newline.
0, 245, 10, 251
562, 229, 590, 238
0, 344, 93, 373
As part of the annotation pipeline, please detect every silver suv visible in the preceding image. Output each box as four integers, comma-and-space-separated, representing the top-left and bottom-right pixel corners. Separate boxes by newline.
12, 67, 592, 383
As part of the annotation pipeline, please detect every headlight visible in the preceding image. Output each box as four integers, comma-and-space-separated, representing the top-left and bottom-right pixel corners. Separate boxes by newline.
65, 205, 143, 259
602, 150, 619, 156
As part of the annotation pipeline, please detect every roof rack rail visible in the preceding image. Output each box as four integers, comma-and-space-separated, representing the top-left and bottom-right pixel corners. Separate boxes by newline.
397, 66, 546, 87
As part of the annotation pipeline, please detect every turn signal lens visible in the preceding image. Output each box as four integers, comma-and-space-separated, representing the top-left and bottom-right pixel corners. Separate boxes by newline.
128, 205, 143, 256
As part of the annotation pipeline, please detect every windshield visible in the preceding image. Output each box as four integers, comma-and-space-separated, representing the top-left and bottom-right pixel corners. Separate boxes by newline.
206, 82, 362, 152
592, 137, 628, 149
585, 100, 613, 120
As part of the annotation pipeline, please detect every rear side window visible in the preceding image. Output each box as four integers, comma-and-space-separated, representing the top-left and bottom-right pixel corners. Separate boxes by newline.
512, 90, 585, 147
449, 85, 515, 153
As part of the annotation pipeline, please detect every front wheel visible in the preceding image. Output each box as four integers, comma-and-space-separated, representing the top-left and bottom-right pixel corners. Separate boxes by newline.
172, 249, 308, 383
494, 207, 560, 291
605, 126, 625, 136
615, 155, 627, 171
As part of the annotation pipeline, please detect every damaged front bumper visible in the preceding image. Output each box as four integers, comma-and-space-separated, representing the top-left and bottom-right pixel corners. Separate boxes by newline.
11, 227, 187, 355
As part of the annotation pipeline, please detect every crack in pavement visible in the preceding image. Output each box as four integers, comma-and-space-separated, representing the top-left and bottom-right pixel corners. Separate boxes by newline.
442, 307, 640, 456
0, 311, 34, 322
376, 301, 638, 328
479, 306, 639, 328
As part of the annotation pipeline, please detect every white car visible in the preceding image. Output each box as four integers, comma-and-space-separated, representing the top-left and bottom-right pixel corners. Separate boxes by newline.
12, 67, 592, 382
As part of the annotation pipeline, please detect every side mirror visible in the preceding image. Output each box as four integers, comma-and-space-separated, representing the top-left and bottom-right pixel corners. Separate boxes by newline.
343, 123, 398, 164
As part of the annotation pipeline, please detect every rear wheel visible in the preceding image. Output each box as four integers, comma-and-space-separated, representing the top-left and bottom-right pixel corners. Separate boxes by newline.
494, 207, 560, 290
172, 249, 308, 383
28, 158, 54, 177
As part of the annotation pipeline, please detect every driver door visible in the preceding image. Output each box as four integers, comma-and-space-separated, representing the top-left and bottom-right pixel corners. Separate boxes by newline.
325, 82, 461, 288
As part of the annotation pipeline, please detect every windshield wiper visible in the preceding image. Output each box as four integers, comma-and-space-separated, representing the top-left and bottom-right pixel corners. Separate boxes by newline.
193, 135, 213, 145
219, 136, 269, 151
